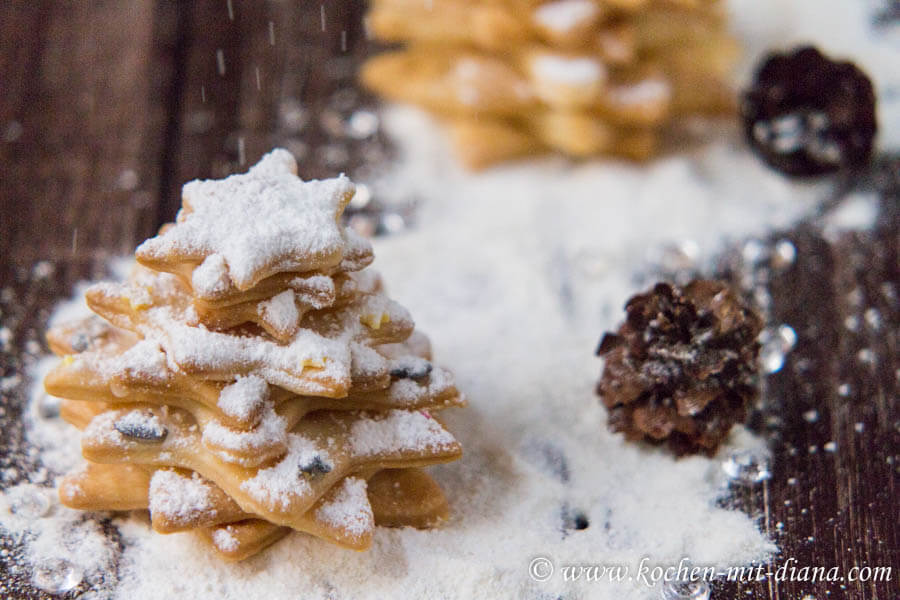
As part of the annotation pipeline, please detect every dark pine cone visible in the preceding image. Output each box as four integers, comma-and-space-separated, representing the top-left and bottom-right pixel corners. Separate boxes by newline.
595, 280, 763, 456
741, 45, 877, 176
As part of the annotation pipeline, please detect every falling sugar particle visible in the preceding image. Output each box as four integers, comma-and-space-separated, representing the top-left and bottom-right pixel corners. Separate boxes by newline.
226, 0, 234, 20
787, 477, 797, 485
216, 48, 226, 76
854, 422, 865, 433
31, 557, 83, 594
255, 66, 261, 90
838, 383, 851, 397
823, 441, 837, 453
802, 409, 819, 423
238, 137, 246, 166
269, 21, 275, 45
320, 4, 326, 31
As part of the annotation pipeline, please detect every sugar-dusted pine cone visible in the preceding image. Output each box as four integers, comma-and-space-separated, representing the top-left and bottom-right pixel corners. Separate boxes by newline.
595, 280, 764, 456
741, 45, 877, 177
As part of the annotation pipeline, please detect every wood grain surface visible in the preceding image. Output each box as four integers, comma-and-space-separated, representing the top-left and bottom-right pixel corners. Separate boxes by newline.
0, 2, 896, 599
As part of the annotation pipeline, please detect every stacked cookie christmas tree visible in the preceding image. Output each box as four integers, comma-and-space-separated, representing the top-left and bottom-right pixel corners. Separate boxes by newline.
44, 149, 464, 561
362, 0, 738, 168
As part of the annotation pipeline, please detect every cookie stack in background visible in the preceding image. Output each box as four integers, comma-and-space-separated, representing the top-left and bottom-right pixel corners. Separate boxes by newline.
43, 149, 464, 561
362, 0, 739, 168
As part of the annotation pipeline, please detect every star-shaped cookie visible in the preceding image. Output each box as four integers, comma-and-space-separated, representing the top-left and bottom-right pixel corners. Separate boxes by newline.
136, 148, 356, 291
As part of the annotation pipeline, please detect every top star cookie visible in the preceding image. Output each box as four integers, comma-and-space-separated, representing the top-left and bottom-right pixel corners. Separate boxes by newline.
136, 149, 356, 291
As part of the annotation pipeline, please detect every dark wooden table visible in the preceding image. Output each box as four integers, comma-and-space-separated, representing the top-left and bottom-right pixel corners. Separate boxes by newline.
0, 2, 896, 599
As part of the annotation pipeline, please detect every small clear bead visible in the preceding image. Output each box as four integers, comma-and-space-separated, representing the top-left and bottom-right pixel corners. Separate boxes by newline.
31, 558, 83, 594
37, 393, 61, 419
759, 325, 797, 373
864, 308, 882, 330
742, 239, 767, 264
660, 579, 710, 600
349, 183, 372, 209
379, 213, 407, 234
772, 239, 796, 269
345, 110, 379, 139
722, 450, 772, 484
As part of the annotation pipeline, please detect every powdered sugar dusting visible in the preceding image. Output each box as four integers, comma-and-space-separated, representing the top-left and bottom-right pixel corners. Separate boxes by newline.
238, 434, 320, 510
117, 340, 171, 384
387, 366, 454, 405
349, 410, 456, 456
314, 477, 372, 538
217, 376, 269, 422
211, 527, 239, 552
96, 274, 351, 395
258, 290, 300, 335
202, 405, 287, 466
149, 470, 217, 523
191, 254, 230, 298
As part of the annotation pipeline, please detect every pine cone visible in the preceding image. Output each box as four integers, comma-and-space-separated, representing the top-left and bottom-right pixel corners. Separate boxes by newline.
741, 45, 877, 176
595, 280, 763, 456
